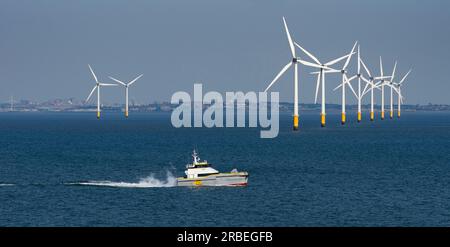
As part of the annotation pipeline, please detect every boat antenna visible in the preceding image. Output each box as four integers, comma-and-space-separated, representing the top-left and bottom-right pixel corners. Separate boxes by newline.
192, 149, 200, 164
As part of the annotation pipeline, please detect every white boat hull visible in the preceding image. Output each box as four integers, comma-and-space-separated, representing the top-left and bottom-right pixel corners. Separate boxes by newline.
176, 172, 248, 187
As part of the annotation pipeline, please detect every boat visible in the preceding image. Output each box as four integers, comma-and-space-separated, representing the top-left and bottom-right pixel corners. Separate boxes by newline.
176, 150, 248, 187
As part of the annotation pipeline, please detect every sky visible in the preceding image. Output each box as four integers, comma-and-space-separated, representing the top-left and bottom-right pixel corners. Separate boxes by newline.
0, 0, 449, 105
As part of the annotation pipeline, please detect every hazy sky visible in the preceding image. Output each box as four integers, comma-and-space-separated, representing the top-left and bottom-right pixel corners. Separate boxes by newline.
0, 0, 449, 104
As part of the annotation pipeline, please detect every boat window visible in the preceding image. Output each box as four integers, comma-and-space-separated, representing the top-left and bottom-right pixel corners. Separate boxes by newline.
195, 164, 210, 168
198, 173, 219, 177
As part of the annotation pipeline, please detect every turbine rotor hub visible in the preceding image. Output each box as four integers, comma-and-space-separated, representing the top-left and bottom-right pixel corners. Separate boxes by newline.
292, 57, 298, 63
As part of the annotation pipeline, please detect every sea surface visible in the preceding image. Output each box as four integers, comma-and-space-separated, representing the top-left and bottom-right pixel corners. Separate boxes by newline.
0, 111, 450, 226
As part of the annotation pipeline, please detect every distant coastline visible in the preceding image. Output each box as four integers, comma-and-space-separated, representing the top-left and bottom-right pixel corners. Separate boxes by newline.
1, 99, 449, 113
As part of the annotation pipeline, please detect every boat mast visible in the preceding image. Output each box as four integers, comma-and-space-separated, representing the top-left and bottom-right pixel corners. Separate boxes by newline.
192, 150, 200, 164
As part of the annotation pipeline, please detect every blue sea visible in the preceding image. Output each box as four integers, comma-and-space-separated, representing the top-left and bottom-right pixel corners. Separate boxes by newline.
0, 111, 449, 226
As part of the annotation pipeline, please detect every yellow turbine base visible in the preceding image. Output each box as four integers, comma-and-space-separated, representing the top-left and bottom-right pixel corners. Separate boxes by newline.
390, 111, 393, 119
125, 110, 129, 118
381, 111, 385, 120
398, 111, 401, 118
97, 111, 100, 119
293, 115, 299, 131
370, 111, 374, 121
321, 114, 326, 127
357, 112, 361, 122
341, 113, 346, 125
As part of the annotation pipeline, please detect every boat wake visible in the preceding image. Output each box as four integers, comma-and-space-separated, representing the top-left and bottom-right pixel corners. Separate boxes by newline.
0, 183, 14, 186
68, 171, 177, 188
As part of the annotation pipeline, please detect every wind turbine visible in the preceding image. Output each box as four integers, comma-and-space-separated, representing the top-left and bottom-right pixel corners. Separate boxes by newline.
355, 45, 364, 122
296, 43, 353, 127
85, 64, 117, 119
378, 57, 388, 120
378, 60, 398, 119
9, 95, 13, 112
109, 74, 143, 118
359, 58, 390, 121
332, 41, 358, 125
264, 17, 332, 131
393, 69, 411, 118
388, 61, 397, 119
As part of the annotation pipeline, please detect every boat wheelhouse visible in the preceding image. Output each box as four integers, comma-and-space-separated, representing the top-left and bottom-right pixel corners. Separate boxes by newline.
177, 150, 249, 187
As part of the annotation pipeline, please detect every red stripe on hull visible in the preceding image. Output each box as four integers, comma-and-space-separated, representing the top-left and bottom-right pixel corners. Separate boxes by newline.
226, 182, 248, 187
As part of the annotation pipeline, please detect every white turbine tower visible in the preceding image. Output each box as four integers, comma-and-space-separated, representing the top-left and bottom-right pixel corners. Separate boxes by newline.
388, 61, 397, 119
85, 64, 117, 119
378, 57, 388, 120
393, 69, 411, 118
295, 43, 353, 127
356, 45, 364, 122
264, 17, 332, 131
332, 41, 358, 125
109, 74, 143, 118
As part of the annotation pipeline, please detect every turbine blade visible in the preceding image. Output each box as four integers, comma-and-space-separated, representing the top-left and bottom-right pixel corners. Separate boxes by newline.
374, 76, 391, 80
361, 76, 371, 85
128, 74, 143, 86
357, 45, 361, 74
360, 58, 372, 77
333, 83, 343, 91
343, 41, 358, 70
88, 64, 99, 83
374, 81, 383, 87
298, 59, 327, 69
347, 75, 357, 82
380, 56, 384, 77
346, 79, 358, 98
85, 86, 97, 102
361, 76, 371, 95
294, 42, 321, 65
400, 90, 405, 104
345, 74, 358, 98
392, 86, 400, 95
264, 62, 292, 92
399, 69, 412, 84
324, 53, 354, 66
310, 70, 337, 75
282, 17, 296, 57
391, 61, 397, 83
99, 83, 118, 86
324, 68, 341, 73
109, 76, 127, 86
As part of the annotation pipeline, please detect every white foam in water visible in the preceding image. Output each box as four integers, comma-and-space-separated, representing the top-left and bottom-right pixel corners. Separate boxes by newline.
72, 171, 177, 188
0, 183, 14, 186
